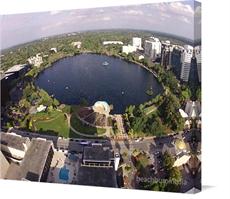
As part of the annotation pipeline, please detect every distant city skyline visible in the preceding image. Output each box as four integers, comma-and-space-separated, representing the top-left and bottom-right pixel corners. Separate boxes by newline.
1, 0, 201, 49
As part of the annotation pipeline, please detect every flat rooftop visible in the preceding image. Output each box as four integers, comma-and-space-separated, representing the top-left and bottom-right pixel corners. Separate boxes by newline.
83, 146, 113, 162
5, 138, 53, 181
0, 151, 10, 178
0, 132, 30, 151
76, 166, 117, 187
5, 64, 27, 74
0, 73, 6, 80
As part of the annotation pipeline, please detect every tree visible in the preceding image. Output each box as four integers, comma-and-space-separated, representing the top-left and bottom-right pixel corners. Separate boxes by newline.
162, 152, 182, 192
158, 92, 184, 131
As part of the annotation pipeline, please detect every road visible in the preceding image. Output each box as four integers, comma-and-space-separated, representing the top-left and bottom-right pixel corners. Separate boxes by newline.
7, 128, 200, 159
8, 128, 155, 152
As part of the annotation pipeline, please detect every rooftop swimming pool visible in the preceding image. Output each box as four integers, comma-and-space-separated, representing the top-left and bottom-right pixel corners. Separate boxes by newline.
59, 165, 69, 181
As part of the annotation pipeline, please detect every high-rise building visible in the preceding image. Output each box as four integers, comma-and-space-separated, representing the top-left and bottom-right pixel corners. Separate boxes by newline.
0, 151, 10, 179
132, 37, 142, 50
194, 45, 201, 82
1, 134, 54, 182
180, 45, 194, 82
161, 40, 173, 69
144, 37, 161, 61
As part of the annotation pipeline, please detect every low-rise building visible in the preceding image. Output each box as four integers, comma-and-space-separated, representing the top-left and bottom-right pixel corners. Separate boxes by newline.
50, 47, 57, 53
82, 145, 114, 167
77, 145, 118, 187
103, 41, 123, 45
138, 55, 144, 60
173, 154, 191, 167
71, 41, 82, 48
37, 104, 47, 112
28, 54, 43, 67
122, 45, 137, 54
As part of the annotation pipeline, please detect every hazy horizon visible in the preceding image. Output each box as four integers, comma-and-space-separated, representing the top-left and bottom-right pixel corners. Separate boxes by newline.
1, 1, 201, 50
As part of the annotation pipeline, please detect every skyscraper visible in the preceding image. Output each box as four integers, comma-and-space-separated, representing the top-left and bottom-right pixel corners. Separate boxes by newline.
180, 45, 194, 82
194, 45, 201, 82
144, 36, 161, 61
132, 37, 142, 50
161, 40, 173, 70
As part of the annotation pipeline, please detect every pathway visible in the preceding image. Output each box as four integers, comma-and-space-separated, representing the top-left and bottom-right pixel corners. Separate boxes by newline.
64, 113, 109, 138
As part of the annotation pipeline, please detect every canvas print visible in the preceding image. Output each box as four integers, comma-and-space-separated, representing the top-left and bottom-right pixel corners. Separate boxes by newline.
0, 0, 201, 193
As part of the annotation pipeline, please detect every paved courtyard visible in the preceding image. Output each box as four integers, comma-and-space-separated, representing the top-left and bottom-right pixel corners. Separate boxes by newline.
47, 151, 80, 184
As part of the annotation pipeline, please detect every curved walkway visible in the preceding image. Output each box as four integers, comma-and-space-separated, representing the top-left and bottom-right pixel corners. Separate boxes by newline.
34, 113, 62, 123
64, 113, 109, 138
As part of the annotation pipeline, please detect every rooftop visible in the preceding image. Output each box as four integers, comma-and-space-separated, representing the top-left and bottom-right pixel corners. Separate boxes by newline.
5, 64, 27, 74
5, 138, 53, 181
83, 146, 113, 162
0, 151, 10, 178
76, 166, 117, 187
93, 101, 110, 115
0, 132, 30, 151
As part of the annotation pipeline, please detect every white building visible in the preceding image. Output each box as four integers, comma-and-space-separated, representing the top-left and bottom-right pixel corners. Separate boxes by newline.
122, 45, 137, 54
180, 45, 194, 82
50, 47, 57, 53
194, 45, 201, 82
93, 101, 110, 115
138, 55, 144, 60
71, 41, 82, 48
144, 37, 162, 61
103, 41, 123, 45
132, 37, 142, 50
173, 155, 191, 167
37, 105, 47, 112
27, 54, 43, 67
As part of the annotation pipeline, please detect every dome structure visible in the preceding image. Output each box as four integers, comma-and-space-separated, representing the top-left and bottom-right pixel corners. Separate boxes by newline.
175, 139, 186, 151
76, 101, 112, 128
93, 101, 110, 115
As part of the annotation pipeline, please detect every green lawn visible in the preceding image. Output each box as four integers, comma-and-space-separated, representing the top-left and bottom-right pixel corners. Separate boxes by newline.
144, 105, 157, 115
31, 110, 69, 138
24, 105, 106, 138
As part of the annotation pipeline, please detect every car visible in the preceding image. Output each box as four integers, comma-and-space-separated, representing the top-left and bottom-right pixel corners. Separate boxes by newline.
80, 141, 90, 145
115, 153, 120, 158
135, 137, 143, 142
92, 142, 102, 146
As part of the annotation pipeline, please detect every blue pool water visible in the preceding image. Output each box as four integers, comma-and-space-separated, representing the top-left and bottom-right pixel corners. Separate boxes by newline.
59, 165, 69, 181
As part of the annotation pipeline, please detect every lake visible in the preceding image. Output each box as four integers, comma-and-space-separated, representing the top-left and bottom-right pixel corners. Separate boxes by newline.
35, 54, 163, 113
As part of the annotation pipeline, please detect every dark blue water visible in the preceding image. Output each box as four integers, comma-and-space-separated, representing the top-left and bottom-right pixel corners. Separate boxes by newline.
35, 54, 163, 113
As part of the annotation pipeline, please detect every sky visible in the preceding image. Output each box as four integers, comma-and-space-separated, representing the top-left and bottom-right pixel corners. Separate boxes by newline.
0, 0, 201, 49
